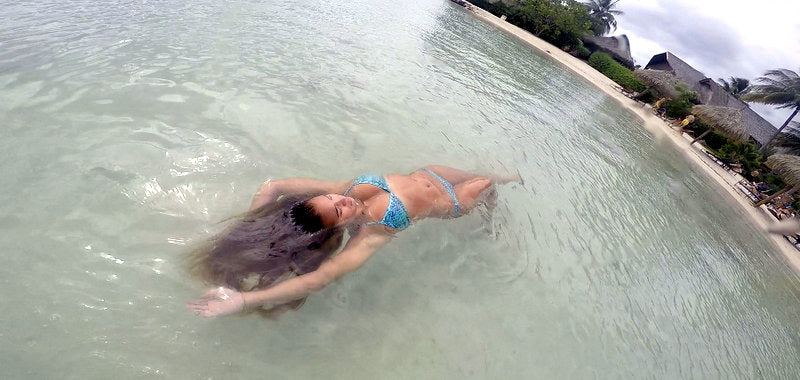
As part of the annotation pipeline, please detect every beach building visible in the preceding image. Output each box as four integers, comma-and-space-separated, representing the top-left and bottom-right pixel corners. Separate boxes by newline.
644, 52, 777, 146
581, 34, 634, 69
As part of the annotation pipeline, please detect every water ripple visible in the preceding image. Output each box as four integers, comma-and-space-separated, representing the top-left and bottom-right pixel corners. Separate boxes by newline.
2, 0, 800, 378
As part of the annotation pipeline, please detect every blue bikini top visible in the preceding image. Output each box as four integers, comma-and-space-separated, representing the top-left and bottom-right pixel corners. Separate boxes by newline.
344, 174, 411, 230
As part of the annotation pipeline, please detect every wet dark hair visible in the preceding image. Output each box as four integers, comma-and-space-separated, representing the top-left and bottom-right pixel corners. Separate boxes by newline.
290, 201, 325, 233
186, 195, 344, 315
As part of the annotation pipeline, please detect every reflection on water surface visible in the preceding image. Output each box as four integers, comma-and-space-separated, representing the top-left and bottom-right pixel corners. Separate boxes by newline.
1, 0, 800, 378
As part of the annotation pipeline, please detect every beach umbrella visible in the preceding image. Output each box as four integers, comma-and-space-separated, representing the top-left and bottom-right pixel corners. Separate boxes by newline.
633, 69, 684, 100
754, 154, 800, 207
688, 105, 749, 146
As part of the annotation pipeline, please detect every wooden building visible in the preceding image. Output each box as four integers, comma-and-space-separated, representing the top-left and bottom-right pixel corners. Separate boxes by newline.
644, 52, 777, 146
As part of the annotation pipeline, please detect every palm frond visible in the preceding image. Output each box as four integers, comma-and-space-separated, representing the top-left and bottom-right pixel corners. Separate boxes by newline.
770, 125, 800, 155
764, 69, 799, 81
741, 68, 800, 112
750, 78, 789, 89
761, 93, 796, 108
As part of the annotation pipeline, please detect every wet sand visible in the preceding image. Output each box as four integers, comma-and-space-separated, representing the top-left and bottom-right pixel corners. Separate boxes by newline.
459, 2, 800, 275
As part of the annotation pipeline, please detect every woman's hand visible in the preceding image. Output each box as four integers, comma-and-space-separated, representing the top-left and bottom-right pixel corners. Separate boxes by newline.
187, 287, 246, 318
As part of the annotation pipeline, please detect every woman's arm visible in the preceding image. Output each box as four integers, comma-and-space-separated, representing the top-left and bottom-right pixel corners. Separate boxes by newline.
187, 229, 392, 318
249, 178, 352, 211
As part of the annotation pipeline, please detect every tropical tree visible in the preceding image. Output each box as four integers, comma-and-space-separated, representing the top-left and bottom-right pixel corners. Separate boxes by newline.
740, 68, 800, 148
718, 142, 761, 174
769, 121, 800, 155
509, 0, 597, 48
717, 77, 750, 98
583, 0, 624, 35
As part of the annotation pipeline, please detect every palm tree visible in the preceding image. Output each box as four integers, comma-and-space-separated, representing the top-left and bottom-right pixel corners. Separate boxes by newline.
740, 68, 800, 149
770, 121, 800, 155
584, 0, 624, 35
717, 77, 750, 98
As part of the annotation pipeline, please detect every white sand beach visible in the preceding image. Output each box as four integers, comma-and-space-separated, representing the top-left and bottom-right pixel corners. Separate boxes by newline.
460, 2, 800, 275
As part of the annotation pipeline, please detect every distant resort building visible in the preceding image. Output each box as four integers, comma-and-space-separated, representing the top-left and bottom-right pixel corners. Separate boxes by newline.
581, 35, 634, 69
644, 52, 777, 146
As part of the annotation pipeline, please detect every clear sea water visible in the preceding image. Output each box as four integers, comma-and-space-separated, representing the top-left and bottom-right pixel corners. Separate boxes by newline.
2, 0, 800, 378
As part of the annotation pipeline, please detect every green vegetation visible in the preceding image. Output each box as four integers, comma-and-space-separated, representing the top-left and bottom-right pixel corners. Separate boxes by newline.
718, 142, 762, 175
587, 52, 644, 92
469, 0, 634, 88
717, 77, 749, 98
691, 121, 725, 150
741, 68, 800, 145
763, 173, 786, 192
688, 120, 763, 180
583, 0, 624, 35
663, 86, 697, 118
511, 0, 598, 48
576, 43, 591, 59
470, 0, 599, 50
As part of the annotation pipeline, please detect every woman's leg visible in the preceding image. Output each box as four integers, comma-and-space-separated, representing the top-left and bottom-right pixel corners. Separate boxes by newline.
422, 165, 522, 186
422, 165, 481, 186
422, 166, 518, 218
453, 177, 493, 213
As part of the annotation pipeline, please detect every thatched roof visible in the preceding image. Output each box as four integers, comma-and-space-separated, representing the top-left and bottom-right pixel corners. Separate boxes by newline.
633, 69, 685, 99
766, 154, 800, 185
581, 35, 634, 69
691, 105, 749, 143
644, 52, 778, 145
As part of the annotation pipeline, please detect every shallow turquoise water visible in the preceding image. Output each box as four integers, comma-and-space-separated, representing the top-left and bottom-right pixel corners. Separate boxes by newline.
2, 0, 800, 378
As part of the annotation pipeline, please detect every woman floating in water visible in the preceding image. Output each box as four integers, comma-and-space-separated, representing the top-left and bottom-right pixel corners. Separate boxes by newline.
187, 165, 520, 318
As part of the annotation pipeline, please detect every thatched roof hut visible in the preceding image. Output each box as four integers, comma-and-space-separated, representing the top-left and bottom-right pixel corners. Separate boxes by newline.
644, 52, 778, 146
690, 105, 749, 143
753, 154, 800, 207
581, 35, 634, 69
633, 69, 686, 100
766, 154, 800, 185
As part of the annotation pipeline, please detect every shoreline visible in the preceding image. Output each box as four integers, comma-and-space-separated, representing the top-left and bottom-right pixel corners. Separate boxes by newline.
459, 2, 800, 276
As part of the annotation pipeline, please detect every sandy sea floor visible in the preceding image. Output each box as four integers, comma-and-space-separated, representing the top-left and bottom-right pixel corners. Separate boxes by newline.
458, 1, 800, 276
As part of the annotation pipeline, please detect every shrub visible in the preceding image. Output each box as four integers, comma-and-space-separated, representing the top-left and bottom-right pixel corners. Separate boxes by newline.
664, 99, 692, 118
576, 44, 591, 59
687, 119, 709, 135
719, 142, 762, 174
663, 86, 698, 118
675, 84, 698, 102
588, 52, 645, 92
491, 0, 597, 49
588, 51, 612, 70
703, 131, 728, 150
764, 173, 786, 191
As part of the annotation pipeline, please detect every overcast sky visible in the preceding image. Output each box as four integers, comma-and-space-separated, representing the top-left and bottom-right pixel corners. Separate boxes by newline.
612, 0, 800, 127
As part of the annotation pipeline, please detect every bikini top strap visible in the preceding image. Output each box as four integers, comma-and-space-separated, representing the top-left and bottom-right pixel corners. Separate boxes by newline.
343, 181, 357, 195
344, 174, 390, 195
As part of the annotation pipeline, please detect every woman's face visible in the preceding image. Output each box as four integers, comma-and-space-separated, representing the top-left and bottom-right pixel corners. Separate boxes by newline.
308, 194, 358, 227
